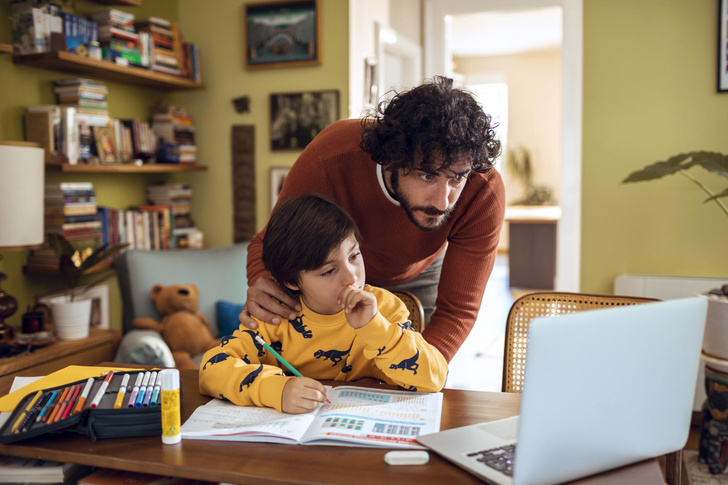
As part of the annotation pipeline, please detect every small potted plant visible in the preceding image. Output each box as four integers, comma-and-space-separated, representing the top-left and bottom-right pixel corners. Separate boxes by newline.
623, 151, 728, 360
46, 233, 128, 339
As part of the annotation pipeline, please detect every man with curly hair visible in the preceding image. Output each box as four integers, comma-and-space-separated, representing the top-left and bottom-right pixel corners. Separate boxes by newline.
241, 76, 505, 363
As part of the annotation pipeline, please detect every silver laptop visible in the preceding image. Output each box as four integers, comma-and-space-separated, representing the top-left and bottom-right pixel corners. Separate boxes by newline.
418, 297, 707, 485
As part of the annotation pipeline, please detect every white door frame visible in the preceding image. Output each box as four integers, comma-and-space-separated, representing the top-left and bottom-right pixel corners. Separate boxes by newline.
424, 0, 583, 292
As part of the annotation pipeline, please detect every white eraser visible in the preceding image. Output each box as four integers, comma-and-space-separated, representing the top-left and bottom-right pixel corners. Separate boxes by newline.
384, 450, 429, 466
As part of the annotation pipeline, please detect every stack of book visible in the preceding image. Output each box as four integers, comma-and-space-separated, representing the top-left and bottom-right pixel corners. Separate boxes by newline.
151, 104, 196, 164
26, 182, 101, 272
97, 205, 172, 251
54, 78, 110, 127
91, 8, 142, 66
135, 17, 181, 76
10, 1, 70, 55
147, 183, 201, 248
111, 118, 156, 163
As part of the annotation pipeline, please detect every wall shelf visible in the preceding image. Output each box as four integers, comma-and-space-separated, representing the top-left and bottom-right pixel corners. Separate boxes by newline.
0, 43, 13, 55
14, 51, 205, 90
93, 0, 143, 6
46, 163, 207, 173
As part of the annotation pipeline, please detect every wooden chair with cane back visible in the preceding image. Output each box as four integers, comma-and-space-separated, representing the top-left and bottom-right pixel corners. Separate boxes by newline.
502, 291, 682, 485
392, 290, 425, 333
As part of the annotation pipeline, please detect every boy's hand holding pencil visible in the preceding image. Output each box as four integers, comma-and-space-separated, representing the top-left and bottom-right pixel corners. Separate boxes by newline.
282, 378, 329, 414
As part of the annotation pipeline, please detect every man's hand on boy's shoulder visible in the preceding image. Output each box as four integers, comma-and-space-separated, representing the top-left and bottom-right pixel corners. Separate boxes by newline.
339, 285, 377, 329
239, 276, 302, 329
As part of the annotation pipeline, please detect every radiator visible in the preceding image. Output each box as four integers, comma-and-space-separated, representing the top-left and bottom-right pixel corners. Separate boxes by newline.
615, 274, 728, 411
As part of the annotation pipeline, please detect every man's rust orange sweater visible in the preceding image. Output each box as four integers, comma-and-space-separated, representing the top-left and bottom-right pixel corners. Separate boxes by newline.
248, 119, 505, 362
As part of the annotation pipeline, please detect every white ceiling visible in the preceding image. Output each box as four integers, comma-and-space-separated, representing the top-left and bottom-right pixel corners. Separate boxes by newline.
448, 7, 563, 58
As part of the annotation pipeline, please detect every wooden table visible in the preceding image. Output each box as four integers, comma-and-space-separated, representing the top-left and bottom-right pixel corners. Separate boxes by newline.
0, 368, 664, 484
0, 329, 121, 396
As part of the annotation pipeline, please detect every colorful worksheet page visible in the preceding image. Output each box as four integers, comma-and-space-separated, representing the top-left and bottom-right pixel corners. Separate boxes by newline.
299, 386, 443, 449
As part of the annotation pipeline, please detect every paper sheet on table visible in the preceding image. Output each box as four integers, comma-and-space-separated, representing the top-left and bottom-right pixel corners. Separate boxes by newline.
0, 365, 139, 411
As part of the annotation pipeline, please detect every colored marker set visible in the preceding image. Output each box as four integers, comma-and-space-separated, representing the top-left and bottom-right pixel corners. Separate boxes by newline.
0, 370, 163, 445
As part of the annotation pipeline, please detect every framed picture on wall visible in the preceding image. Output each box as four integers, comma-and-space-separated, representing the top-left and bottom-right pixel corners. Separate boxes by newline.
244, 0, 320, 69
270, 90, 339, 151
719, 0, 728, 91
270, 166, 290, 211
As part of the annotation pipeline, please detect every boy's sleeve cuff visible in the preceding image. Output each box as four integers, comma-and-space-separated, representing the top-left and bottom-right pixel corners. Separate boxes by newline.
259, 375, 296, 412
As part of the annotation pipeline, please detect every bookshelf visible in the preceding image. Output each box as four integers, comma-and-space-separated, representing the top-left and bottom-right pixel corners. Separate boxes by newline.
0, 43, 12, 55
13, 52, 205, 90
46, 163, 207, 173
93, 0, 143, 6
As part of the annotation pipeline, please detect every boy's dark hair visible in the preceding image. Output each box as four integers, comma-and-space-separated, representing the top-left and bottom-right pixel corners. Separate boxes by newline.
263, 194, 362, 293
359, 76, 501, 174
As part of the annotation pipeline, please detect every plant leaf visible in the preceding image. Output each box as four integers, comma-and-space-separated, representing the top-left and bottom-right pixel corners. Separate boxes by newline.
77, 242, 129, 272
623, 151, 728, 183
47, 233, 76, 258
59, 254, 80, 290
705, 187, 728, 202
688, 151, 728, 177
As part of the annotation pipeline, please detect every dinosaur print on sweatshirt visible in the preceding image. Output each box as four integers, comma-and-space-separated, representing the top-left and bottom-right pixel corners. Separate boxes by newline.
203, 352, 230, 370
290, 315, 313, 338
314, 348, 350, 365
239, 364, 264, 390
389, 349, 420, 375
241, 330, 265, 356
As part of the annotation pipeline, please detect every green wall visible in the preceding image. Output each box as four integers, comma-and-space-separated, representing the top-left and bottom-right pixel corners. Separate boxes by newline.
581, 0, 728, 293
0, 0, 349, 332
176, 0, 349, 245
0, 0, 182, 330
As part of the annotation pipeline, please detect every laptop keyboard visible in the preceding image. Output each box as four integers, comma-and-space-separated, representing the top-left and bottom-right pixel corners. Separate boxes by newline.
467, 444, 516, 477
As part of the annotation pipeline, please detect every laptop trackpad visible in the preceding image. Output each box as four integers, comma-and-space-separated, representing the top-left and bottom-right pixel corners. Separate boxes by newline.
476, 416, 519, 441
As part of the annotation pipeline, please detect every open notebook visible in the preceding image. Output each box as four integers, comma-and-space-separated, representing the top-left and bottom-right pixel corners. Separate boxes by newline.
418, 297, 707, 485
181, 385, 442, 448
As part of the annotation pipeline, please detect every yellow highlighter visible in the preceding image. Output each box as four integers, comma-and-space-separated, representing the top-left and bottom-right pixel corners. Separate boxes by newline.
113, 373, 130, 409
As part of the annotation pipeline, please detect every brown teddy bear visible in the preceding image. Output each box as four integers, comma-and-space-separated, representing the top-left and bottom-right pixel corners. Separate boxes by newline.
133, 283, 220, 370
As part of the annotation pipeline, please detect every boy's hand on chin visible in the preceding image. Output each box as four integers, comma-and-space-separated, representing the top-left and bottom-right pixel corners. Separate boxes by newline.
339, 285, 377, 329
281, 377, 328, 414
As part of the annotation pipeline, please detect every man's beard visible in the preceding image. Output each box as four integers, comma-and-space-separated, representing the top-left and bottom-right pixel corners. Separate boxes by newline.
390, 170, 454, 232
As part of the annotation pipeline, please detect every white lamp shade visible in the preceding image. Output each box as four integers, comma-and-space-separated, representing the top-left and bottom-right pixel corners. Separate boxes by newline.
0, 143, 45, 249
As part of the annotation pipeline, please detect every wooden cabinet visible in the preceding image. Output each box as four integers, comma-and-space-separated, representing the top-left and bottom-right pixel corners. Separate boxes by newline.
0, 329, 121, 396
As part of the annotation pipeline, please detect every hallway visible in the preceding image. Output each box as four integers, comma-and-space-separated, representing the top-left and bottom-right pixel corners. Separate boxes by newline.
445, 254, 515, 392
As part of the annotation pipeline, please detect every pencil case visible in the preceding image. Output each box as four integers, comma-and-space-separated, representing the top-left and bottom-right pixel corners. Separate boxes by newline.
0, 370, 166, 444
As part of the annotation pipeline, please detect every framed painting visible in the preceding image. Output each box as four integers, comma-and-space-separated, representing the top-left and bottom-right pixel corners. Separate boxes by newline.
270, 166, 290, 211
720, 0, 728, 91
244, 0, 320, 69
270, 90, 339, 151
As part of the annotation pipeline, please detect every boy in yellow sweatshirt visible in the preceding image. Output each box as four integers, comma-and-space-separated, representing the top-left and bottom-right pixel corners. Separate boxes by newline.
199, 194, 448, 414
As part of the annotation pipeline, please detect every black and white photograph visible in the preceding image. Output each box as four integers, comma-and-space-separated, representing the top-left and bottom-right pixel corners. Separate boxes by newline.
270, 90, 339, 151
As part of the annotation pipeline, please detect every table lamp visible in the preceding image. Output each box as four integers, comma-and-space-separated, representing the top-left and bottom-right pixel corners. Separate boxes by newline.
0, 141, 45, 343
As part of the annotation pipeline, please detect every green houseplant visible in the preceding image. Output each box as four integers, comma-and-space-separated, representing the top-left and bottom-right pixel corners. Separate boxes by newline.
45, 233, 128, 340
47, 233, 129, 300
624, 151, 728, 364
622, 151, 728, 218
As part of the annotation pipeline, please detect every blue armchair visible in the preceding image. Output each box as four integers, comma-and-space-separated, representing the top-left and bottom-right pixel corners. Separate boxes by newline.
114, 243, 249, 367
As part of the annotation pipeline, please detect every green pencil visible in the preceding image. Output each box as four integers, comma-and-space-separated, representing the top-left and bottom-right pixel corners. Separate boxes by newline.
254, 335, 303, 377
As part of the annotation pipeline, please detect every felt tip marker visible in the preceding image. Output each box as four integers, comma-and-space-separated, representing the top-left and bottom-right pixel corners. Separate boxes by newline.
149, 372, 162, 407
135, 371, 152, 408
73, 377, 95, 414
90, 371, 115, 408
142, 372, 156, 407
127, 373, 143, 408
113, 373, 130, 409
